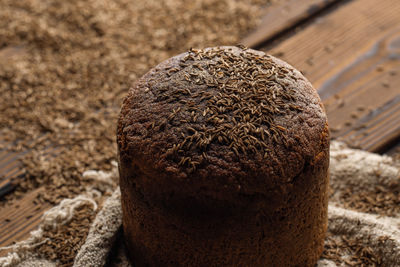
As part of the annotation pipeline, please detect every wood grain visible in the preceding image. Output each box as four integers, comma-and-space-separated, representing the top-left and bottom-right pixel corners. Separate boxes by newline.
242, 0, 340, 48
0, 46, 28, 198
0, 143, 56, 254
0, 139, 59, 196
0, 188, 50, 257
268, 0, 400, 152
1, 0, 400, 255
0, 148, 23, 197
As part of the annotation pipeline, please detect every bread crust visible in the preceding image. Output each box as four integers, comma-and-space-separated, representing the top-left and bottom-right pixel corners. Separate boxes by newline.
117, 46, 329, 266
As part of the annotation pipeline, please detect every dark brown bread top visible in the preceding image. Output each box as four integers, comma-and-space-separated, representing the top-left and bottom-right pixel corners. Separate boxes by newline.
117, 46, 329, 197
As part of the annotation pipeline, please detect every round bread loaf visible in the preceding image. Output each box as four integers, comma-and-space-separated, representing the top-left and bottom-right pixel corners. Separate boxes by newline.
117, 46, 329, 266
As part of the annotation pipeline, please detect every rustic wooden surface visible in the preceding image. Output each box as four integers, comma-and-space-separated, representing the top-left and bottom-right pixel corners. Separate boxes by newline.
0, 188, 50, 248
242, 0, 341, 48
267, 0, 400, 152
1, 0, 400, 256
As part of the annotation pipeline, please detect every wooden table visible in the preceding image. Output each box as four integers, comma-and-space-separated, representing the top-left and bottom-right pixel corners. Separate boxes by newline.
1, 0, 400, 255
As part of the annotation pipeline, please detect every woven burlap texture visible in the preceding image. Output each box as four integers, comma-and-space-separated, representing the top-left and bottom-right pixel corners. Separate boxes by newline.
1, 141, 399, 267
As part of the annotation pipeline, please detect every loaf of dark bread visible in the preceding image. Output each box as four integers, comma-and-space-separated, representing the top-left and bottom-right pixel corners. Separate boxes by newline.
117, 46, 329, 266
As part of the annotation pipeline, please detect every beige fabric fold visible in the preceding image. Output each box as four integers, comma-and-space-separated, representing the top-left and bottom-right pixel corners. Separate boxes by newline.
1, 141, 399, 267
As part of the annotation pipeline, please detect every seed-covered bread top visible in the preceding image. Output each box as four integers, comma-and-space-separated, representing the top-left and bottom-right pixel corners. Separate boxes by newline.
117, 46, 328, 195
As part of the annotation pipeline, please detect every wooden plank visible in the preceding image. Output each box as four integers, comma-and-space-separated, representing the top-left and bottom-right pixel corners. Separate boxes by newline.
331, 89, 400, 151
267, 0, 400, 152
0, 142, 57, 254
0, 149, 23, 198
0, 45, 28, 199
321, 26, 400, 151
0, 188, 50, 257
242, 0, 341, 48
0, 141, 58, 198
1, 0, 400, 253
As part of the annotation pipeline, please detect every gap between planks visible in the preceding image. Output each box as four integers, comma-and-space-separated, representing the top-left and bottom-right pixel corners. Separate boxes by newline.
0, 188, 50, 257
1, 0, 400, 255
242, 0, 343, 48
267, 0, 400, 152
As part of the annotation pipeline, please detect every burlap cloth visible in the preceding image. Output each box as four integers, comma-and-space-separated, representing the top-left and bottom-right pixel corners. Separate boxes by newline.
1, 141, 399, 266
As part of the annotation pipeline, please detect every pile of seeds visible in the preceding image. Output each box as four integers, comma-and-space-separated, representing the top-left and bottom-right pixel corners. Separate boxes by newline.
1, 0, 397, 266
0, 0, 271, 265
36, 204, 97, 267
0, 0, 269, 204
148, 47, 302, 171
339, 183, 400, 217
321, 233, 383, 266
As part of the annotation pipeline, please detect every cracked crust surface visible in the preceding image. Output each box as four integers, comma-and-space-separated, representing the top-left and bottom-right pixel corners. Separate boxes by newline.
117, 46, 328, 198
